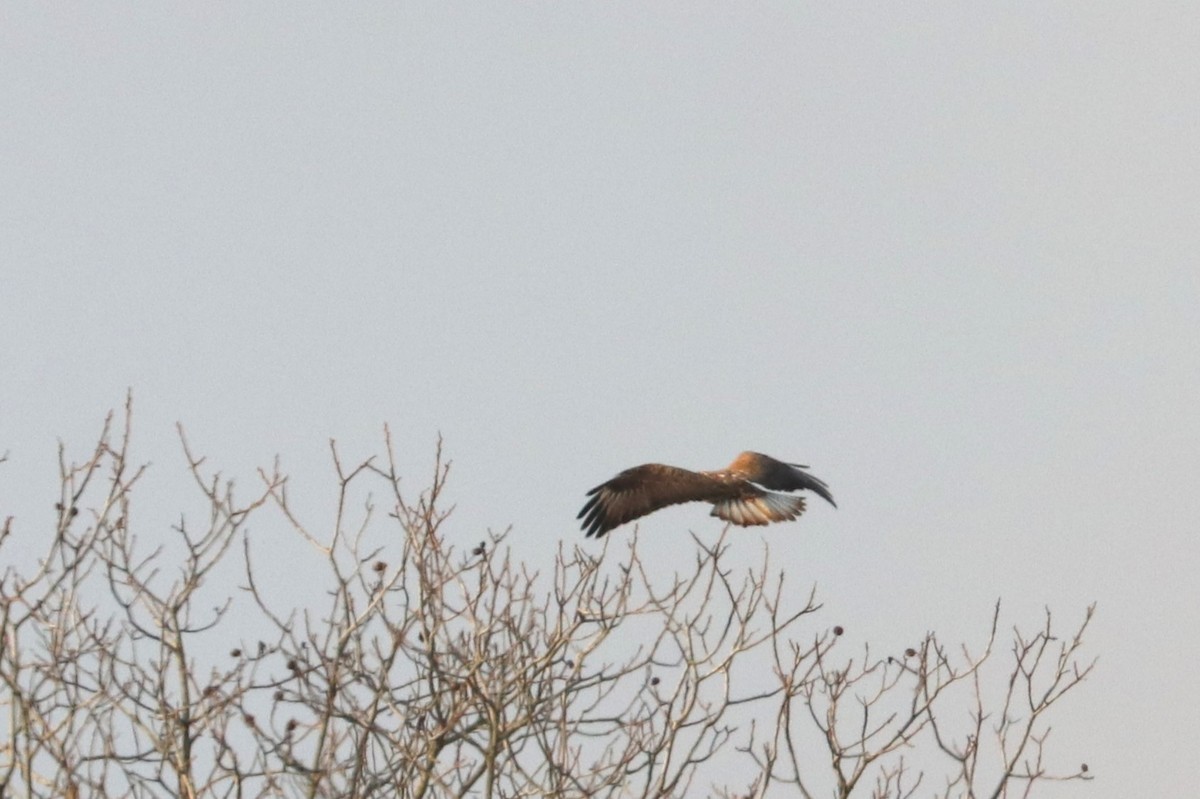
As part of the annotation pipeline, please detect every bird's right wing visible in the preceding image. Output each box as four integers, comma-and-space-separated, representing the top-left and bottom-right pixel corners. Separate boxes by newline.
578, 464, 722, 538
738, 452, 837, 508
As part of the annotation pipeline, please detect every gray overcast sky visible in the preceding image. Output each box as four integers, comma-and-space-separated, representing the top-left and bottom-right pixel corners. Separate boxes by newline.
2, 4, 1197, 795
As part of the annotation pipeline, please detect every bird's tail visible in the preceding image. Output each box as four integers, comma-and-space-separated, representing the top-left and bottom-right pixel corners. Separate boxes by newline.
712, 491, 806, 526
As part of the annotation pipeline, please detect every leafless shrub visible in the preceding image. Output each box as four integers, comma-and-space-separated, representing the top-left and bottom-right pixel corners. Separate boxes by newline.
0, 402, 1095, 798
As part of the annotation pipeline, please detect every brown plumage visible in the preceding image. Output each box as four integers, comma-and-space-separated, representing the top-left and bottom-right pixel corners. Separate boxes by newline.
579, 451, 836, 538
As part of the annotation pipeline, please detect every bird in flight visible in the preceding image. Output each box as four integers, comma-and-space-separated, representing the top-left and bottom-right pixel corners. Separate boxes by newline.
579, 451, 836, 538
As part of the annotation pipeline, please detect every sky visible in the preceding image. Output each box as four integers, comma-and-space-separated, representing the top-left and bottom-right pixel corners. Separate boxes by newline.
2, 3, 1197, 795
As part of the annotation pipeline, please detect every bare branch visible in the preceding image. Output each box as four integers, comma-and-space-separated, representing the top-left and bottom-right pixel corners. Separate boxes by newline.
0, 406, 1096, 798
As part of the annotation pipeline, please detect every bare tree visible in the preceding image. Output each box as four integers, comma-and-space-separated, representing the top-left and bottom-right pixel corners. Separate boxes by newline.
0, 401, 1095, 798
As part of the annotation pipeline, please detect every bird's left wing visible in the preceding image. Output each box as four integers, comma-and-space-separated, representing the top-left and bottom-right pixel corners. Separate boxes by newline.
578, 464, 724, 538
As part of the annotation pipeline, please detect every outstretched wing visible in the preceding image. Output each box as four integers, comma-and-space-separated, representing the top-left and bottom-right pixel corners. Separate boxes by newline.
733, 451, 837, 508
578, 464, 728, 538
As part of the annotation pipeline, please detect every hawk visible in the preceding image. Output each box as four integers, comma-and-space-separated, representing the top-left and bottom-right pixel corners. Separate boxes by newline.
579, 451, 836, 538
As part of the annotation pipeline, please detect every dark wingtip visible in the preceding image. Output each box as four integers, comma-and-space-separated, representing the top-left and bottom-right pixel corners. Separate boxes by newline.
812, 484, 837, 509
579, 496, 610, 537
790, 463, 837, 509
581, 515, 609, 538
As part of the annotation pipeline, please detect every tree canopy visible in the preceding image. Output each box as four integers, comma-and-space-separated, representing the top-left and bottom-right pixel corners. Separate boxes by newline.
0, 404, 1094, 798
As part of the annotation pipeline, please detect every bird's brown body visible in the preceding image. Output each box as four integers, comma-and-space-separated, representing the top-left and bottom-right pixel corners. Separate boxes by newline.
579, 451, 835, 538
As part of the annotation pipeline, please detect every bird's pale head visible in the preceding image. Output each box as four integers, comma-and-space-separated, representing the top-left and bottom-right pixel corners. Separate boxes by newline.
727, 451, 766, 475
